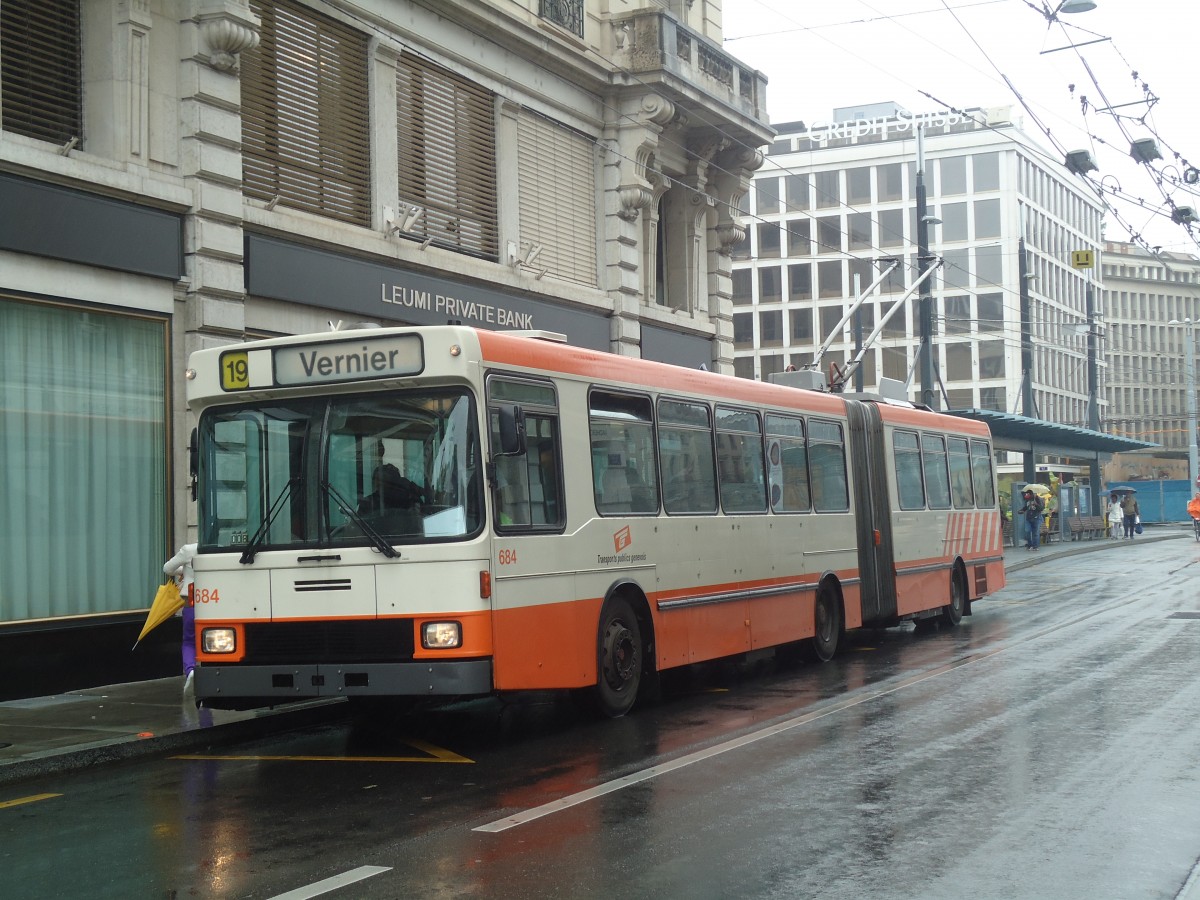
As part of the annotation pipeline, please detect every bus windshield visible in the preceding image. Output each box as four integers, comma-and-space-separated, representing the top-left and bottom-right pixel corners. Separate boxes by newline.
198, 389, 483, 553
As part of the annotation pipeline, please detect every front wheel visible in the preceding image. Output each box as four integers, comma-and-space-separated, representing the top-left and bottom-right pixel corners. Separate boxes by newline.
593, 596, 642, 718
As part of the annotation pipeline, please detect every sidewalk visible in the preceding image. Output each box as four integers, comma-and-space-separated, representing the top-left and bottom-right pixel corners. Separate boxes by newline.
1, 527, 1190, 787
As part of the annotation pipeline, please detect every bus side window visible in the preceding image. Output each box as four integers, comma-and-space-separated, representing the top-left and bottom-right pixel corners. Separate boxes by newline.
715, 406, 766, 513
809, 419, 849, 512
589, 391, 659, 516
765, 414, 809, 513
970, 439, 996, 507
488, 377, 563, 531
948, 437, 974, 508
658, 399, 717, 515
894, 430, 925, 510
922, 433, 951, 510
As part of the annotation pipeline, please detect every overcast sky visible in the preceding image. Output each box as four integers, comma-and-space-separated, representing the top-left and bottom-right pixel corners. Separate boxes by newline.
722, 0, 1200, 255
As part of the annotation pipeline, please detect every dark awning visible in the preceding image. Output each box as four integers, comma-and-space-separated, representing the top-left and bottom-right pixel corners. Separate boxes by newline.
943, 409, 1158, 458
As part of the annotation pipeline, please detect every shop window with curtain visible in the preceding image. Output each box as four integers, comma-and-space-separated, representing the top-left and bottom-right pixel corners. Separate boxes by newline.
517, 110, 597, 285
0, 298, 166, 622
397, 54, 498, 259
242, 0, 371, 226
1, 0, 81, 145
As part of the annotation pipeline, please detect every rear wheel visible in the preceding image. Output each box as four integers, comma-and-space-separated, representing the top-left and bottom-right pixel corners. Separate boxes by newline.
941, 567, 966, 627
808, 584, 841, 663
593, 596, 642, 718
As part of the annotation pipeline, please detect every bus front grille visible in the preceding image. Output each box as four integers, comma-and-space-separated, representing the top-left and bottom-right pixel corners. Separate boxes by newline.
242, 620, 414, 664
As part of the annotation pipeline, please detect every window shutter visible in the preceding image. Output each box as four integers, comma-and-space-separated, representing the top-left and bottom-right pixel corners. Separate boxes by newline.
0, 0, 81, 145
517, 111, 598, 287
242, 0, 371, 226
396, 55, 498, 260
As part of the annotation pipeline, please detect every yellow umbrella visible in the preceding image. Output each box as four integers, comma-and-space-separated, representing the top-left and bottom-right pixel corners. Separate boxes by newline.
1024, 483, 1051, 497
132, 581, 183, 649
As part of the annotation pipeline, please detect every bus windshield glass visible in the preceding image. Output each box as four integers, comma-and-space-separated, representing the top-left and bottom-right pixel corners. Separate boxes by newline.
198, 389, 483, 552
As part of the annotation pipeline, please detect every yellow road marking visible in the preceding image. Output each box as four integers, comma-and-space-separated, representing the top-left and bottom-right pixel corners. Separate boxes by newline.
173, 737, 472, 764
0, 793, 62, 809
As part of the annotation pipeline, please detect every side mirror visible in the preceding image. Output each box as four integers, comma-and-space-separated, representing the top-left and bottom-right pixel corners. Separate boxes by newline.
496, 404, 526, 457
188, 427, 199, 501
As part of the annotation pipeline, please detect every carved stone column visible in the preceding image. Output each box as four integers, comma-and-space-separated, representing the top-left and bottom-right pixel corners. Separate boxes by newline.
179, 0, 261, 348
707, 145, 763, 374
602, 92, 677, 356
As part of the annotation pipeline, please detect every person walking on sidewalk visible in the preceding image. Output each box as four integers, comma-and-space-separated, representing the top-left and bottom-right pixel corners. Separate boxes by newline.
1188, 492, 1200, 541
1107, 492, 1123, 540
1021, 488, 1045, 550
163, 543, 198, 694
1120, 492, 1140, 540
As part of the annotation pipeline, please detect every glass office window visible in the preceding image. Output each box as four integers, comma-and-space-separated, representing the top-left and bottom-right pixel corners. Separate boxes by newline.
940, 156, 967, 194
789, 263, 813, 302
759, 267, 782, 303
879, 208, 904, 247
877, 163, 903, 201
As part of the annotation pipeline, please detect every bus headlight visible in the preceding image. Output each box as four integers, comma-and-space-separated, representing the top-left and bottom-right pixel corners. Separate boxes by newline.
422, 621, 462, 649
202, 627, 237, 654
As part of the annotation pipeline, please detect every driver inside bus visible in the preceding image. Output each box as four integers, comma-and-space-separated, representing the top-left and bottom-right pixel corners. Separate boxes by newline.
358, 463, 424, 515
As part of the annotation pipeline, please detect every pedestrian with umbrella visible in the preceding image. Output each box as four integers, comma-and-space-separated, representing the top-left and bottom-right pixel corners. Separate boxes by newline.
162, 543, 198, 694
1117, 488, 1140, 540
1021, 487, 1046, 550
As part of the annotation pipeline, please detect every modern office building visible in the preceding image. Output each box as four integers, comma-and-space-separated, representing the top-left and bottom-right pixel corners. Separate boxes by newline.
0, 0, 770, 633
731, 102, 1106, 431
1101, 241, 1200, 472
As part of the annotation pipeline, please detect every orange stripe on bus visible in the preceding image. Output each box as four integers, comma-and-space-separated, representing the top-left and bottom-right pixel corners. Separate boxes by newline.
476, 330, 850, 414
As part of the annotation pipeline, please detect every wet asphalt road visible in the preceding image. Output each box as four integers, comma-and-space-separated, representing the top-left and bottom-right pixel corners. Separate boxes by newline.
3, 540, 1200, 900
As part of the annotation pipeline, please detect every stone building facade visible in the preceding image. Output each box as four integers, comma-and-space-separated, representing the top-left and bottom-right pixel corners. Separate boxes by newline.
0, 0, 770, 627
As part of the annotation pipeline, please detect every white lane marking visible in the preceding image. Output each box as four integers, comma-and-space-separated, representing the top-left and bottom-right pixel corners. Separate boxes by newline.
266, 865, 391, 900
474, 650, 1000, 833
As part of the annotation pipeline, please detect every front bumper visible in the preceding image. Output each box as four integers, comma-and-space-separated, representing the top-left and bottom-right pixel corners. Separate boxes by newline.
195, 658, 493, 706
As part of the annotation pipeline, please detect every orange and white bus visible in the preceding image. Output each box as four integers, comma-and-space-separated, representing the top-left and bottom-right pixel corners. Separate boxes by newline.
185, 325, 1004, 715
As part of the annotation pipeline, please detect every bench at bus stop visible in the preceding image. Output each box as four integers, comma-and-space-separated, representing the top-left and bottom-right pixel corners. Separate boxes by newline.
1067, 515, 1107, 540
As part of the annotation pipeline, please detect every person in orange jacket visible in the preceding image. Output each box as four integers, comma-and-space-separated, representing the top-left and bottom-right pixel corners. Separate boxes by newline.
1188, 492, 1200, 541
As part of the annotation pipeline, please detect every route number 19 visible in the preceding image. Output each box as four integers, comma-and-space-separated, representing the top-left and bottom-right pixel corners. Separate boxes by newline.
221, 351, 250, 391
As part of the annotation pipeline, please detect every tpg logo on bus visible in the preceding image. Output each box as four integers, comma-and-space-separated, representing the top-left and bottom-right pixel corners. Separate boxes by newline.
597, 527, 647, 566
273, 335, 424, 386
614, 526, 632, 554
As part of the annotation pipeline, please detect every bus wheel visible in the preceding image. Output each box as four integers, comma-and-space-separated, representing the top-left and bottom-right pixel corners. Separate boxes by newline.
941, 568, 966, 627
594, 596, 642, 718
809, 584, 841, 663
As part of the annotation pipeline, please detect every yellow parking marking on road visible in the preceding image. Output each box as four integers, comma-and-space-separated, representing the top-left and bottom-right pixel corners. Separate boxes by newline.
172, 737, 472, 764
0, 793, 62, 810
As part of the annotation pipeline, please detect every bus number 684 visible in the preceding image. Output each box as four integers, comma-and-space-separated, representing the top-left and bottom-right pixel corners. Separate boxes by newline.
498, 549, 518, 566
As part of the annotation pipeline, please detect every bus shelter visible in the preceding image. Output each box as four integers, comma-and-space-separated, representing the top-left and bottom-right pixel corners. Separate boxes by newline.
944, 409, 1158, 540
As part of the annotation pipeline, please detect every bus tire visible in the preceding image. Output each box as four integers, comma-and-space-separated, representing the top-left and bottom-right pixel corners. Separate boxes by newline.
593, 596, 642, 718
941, 566, 966, 627
808, 583, 842, 663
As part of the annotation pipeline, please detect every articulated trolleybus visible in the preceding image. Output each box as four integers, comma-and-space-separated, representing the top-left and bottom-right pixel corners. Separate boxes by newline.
186, 325, 1005, 716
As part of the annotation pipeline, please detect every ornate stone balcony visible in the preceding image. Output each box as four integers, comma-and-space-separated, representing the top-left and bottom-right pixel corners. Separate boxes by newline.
613, 9, 770, 142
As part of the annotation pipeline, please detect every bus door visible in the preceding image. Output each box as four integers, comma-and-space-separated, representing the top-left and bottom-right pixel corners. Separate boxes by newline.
845, 401, 897, 624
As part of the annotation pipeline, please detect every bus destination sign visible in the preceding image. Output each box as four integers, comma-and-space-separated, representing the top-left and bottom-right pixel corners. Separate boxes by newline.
273, 335, 424, 387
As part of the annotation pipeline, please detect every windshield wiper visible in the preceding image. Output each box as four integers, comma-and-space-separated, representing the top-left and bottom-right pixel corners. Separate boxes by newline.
240, 476, 301, 565
321, 480, 400, 559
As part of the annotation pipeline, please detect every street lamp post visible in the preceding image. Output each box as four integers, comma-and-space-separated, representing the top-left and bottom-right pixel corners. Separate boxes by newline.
1019, 237, 1036, 484
1169, 318, 1199, 491
916, 126, 937, 409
